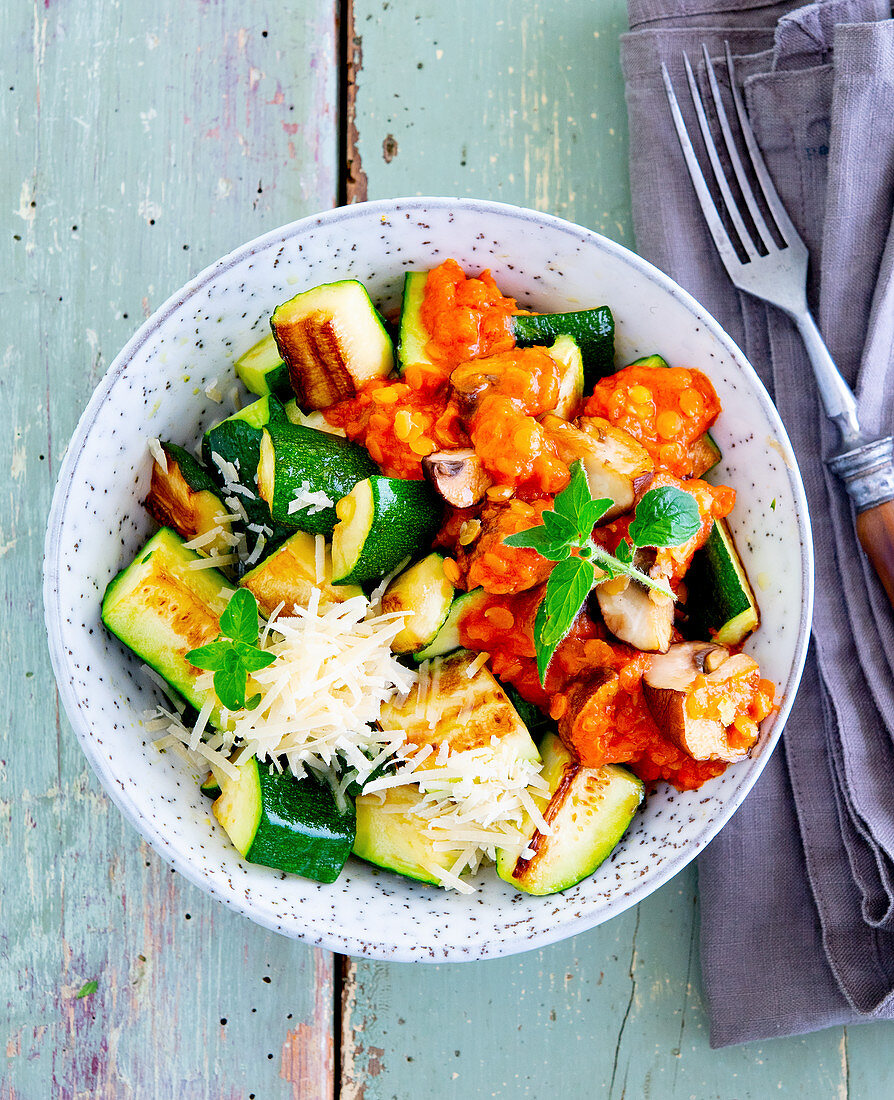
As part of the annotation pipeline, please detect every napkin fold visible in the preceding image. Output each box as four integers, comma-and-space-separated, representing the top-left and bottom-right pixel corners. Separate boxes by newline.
621, 0, 894, 1046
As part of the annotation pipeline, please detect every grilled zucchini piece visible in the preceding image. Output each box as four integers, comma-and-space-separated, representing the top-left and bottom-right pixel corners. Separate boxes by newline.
256, 419, 378, 535
330, 476, 443, 586
271, 280, 395, 409
496, 732, 643, 895
101, 528, 235, 728
381, 552, 455, 654
202, 395, 291, 544
213, 757, 355, 883
235, 331, 292, 399
412, 587, 489, 662
353, 783, 466, 885
379, 650, 540, 768
683, 518, 760, 645
512, 307, 614, 386
397, 271, 434, 373
547, 335, 585, 420
240, 529, 363, 618
143, 442, 233, 557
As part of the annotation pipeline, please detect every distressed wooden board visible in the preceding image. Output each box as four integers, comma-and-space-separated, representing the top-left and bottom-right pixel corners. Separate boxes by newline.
2, 3, 337, 1097
343, 1, 892, 1096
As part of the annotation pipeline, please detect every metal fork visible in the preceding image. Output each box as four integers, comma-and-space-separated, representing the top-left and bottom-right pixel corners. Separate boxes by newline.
663, 43, 894, 607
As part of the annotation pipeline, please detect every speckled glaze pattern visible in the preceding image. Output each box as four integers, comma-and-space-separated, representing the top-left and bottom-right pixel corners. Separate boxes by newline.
44, 198, 814, 962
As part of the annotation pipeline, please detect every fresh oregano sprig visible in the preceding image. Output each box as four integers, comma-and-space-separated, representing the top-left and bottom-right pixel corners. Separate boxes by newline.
186, 588, 276, 712
504, 462, 701, 684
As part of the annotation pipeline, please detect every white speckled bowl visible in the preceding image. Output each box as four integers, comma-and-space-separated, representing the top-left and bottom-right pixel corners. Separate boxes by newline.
44, 198, 813, 961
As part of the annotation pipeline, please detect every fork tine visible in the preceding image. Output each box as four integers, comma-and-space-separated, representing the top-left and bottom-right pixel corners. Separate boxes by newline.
700, 44, 775, 252
723, 41, 801, 248
682, 52, 758, 260
660, 63, 743, 275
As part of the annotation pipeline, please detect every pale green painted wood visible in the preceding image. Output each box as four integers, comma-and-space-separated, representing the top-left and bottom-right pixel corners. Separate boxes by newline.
2, 3, 337, 1097
343, 2, 886, 1095
350, 0, 634, 244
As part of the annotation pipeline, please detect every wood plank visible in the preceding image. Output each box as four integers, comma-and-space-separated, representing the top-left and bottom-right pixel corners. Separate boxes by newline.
341, 1, 880, 1095
1, 3, 337, 1097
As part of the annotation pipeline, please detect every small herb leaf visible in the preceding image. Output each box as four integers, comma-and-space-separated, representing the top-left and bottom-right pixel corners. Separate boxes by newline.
541, 509, 579, 542
231, 640, 278, 672
214, 666, 248, 712
76, 980, 98, 1000
503, 525, 572, 562
186, 639, 236, 672
219, 588, 260, 644
615, 538, 634, 565
628, 486, 701, 548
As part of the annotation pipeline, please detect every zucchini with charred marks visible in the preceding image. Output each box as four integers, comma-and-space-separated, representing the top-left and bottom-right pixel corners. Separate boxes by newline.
271, 280, 395, 409
144, 442, 234, 558
496, 732, 643, 895
101, 527, 235, 727
240, 529, 363, 618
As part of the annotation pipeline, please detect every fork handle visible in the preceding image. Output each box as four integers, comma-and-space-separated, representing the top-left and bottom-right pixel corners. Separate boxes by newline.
828, 438, 894, 609
856, 501, 894, 606
793, 310, 862, 446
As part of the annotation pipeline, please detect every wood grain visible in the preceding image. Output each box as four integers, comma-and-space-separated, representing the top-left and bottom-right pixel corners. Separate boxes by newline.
2, 3, 337, 1097
341, 1, 892, 1096
856, 498, 894, 608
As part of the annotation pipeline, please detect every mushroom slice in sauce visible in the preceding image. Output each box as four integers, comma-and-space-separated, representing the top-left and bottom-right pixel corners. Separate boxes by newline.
642, 641, 760, 762
541, 415, 652, 522
595, 578, 675, 653
422, 448, 493, 508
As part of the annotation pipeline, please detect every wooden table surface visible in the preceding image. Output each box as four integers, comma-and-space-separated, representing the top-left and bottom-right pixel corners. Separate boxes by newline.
4, 2, 892, 1096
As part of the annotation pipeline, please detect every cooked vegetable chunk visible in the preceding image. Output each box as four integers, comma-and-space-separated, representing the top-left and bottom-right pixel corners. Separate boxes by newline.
546, 335, 585, 420
379, 650, 540, 768
235, 331, 291, 399
143, 442, 232, 557
353, 784, 467, 885
101, 528, 235, 727
643, 642, 761, 762
542, 415, 653, 522
271, 280, 394, 409
381, 552, 455, 654
240, 529, 363, 617
330, 476, 442, 586
683, 518, 760, 645
496, 732, 643, 894
397, 271, 435, 373
413, 587, 489, 662
421, 447, 492, 508
256, 419, 378, 534
213, 757, 355, 882
512, 306, 615, 385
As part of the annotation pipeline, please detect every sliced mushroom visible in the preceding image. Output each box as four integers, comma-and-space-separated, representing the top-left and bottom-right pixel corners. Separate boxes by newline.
542, 415, 653, 521
422, 448, 493, 508
642, 642, 760, 762
594, 578, 674, 653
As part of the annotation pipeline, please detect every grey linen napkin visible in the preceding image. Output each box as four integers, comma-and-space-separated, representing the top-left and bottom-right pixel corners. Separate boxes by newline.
620, 0, 894, 1046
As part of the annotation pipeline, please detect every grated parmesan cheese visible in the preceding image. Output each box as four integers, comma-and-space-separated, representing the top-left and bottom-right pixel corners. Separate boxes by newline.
147, 437, 168, 474
287, 481, 335, 516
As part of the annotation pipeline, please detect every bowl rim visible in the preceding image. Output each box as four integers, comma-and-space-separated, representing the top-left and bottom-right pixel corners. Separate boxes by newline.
43, 196, 815, 961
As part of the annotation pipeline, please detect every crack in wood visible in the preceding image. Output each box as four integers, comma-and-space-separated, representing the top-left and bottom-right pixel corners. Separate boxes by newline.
342, 0, 367, 204
609, 907, 640, 1100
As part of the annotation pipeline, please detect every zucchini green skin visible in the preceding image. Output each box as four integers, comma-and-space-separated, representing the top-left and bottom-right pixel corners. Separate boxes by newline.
502, 683, 558, 745
412, 586, 489, 661
496, 732, 643, 895
397, 271, 434, 373
354, 784, 462, 886
331, 476, 443, 586
214, 758, 355, 883
200, 772, 222, 799
257, 420, 378, 535
683, 518, 760, 645
512, 307, 615, 387
235, 331, 292, 399
159, 442, 220, 496
626, 353, 670, 369
201, 395, 291, 537
101, 528, 235, 728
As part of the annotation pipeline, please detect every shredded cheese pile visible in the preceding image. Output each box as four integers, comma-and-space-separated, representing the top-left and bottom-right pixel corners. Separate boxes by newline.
224, 590, 416, 794
364, 744, 552, 894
